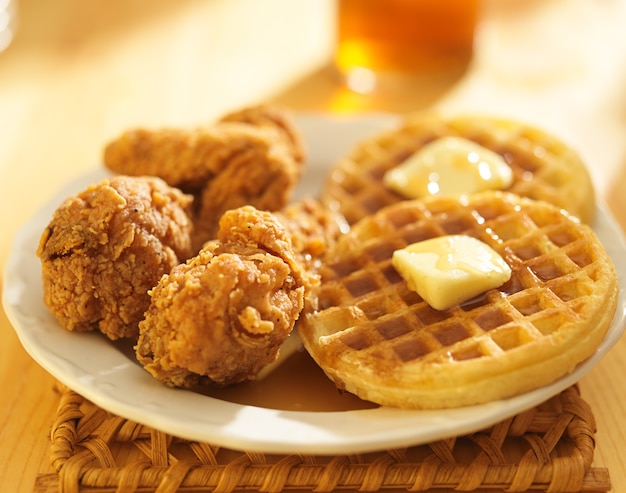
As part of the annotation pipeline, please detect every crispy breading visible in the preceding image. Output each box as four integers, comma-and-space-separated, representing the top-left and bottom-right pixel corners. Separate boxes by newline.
192, 134, 301, 248
135, 206, 310, 387
274, 198, 348, 272
104, 123, 295, 193
102, 105, 306, 250
218, 104, 306, 164
37, 176, 194, 340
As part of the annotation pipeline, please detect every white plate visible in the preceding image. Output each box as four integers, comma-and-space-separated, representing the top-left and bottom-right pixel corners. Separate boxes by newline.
4, 114, 626, 455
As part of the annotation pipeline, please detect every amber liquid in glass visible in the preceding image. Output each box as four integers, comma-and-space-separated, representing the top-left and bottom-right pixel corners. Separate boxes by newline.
335, 0, 479, 90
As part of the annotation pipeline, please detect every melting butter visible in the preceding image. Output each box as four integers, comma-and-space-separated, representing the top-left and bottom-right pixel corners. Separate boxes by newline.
392, 235, 511, 311
383, 136, 513, 198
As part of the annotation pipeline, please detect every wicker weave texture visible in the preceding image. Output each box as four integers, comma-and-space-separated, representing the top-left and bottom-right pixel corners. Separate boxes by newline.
36, 385, 611, 493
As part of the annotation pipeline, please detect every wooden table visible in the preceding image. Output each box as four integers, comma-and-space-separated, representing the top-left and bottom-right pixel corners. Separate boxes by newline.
1, 0, 625, 491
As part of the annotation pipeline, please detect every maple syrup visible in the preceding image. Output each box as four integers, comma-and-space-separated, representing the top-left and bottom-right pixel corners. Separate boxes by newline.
114, 337, 376, 412
202, 347, 377, 412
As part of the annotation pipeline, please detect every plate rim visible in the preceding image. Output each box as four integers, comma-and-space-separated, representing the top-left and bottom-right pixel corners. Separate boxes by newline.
3, 114, 626, 455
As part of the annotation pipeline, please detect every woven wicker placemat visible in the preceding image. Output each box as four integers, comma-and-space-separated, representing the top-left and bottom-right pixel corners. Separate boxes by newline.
35, 384, 611, 493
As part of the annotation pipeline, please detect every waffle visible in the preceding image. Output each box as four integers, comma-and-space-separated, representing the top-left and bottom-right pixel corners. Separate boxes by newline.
320, 114, 596, 226
298, 192, 618, 409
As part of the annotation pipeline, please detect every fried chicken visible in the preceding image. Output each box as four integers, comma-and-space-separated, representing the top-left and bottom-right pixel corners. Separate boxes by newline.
135, 206, 314, 388
192, 131, 302, 249
103, 123, 291, 194
274, 198, 348, 273
102, 105, 306, 250
218, 104, 306, 164
37, 175, 194, 340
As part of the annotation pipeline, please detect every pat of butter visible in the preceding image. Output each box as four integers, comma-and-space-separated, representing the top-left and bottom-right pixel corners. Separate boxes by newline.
383, 137, 513, 198
392, 235, 511, 311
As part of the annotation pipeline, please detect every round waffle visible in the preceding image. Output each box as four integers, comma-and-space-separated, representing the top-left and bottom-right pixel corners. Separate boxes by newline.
298, 192, 618, 409
320, 114, 596, 226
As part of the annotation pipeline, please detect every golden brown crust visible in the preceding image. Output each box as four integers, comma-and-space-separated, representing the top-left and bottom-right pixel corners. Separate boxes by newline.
102, 105, 305, 249
103, 123, 297, 192
218, 103, 307, 164
299, 192, 618, 409
37, 176, 194, 340
135, 206, 309, 388
192, 131, 301, 248
274, 198, 348, 273
321, 113, 596, 225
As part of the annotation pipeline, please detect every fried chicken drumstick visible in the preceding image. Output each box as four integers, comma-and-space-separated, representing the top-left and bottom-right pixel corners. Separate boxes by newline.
135, 206, 316, 388
37, 176, 194, 340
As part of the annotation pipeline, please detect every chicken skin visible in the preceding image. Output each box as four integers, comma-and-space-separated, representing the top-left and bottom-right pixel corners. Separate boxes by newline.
103, 123, 291, 195
37, 176, 194, 340
218, 104, 306, 164
192, 132, 302, 249
274, 198, 348, 273
135, 206, 314, 388
102, 105, 305, 250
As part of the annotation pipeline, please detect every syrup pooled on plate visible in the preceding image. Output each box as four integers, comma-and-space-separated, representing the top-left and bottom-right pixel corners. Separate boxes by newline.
203, 347, 378, 412
112, 336, 376, 412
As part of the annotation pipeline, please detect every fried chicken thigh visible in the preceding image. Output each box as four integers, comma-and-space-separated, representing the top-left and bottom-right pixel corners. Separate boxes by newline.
192, 128, 301, 248
102, 105, 305, 250
274, 198, 348, 272
103, 123, 291, 194
218, 104, 306, 164
37, 176, 194, 340
135, 206, 314, 388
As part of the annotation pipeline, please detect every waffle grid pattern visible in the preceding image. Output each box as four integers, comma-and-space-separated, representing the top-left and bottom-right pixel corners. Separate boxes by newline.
321, 115, 595, 226
314, 194, 602, 367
